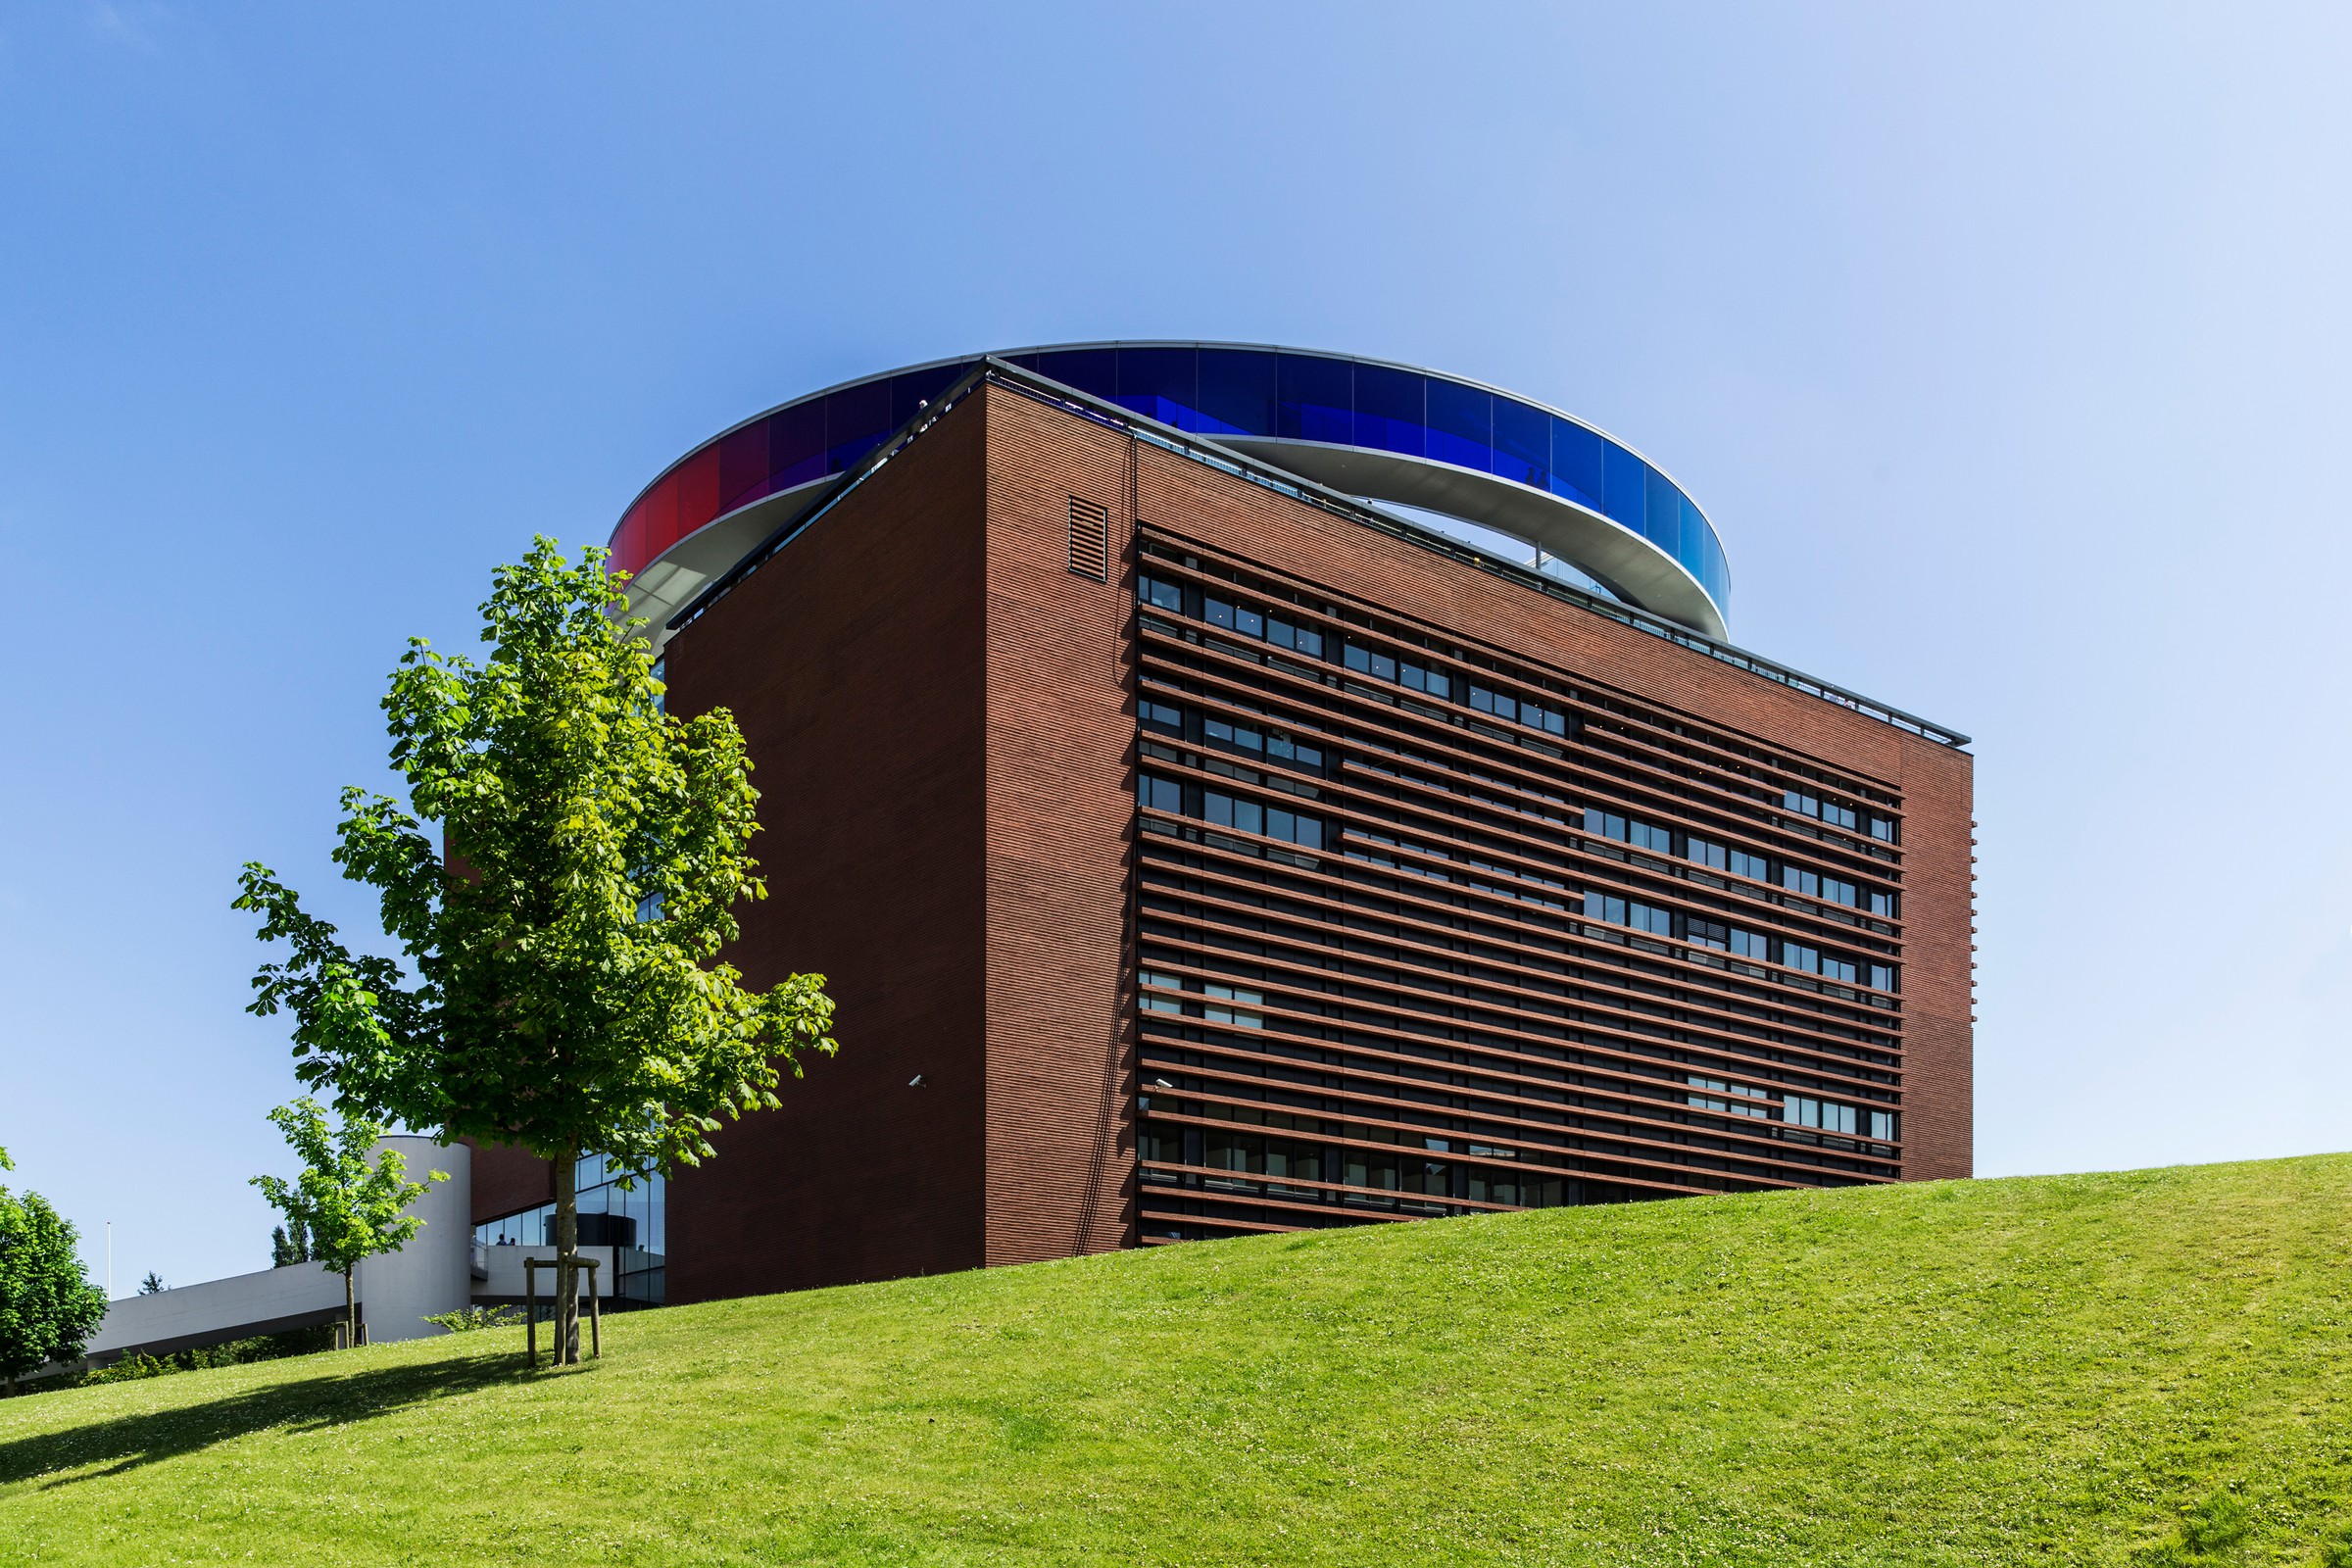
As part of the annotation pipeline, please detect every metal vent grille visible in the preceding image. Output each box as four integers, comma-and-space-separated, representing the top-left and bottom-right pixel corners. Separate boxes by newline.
1067, 496, 1110, 580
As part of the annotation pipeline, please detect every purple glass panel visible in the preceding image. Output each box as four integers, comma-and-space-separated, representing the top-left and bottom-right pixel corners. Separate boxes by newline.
891, 363, 968, 426
823, 380, 893, 473
717, 421, 772, 514
768, 400, 826, 491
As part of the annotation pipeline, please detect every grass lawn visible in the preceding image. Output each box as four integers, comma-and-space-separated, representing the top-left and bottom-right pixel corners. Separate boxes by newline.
4, 1154, 2351, 1565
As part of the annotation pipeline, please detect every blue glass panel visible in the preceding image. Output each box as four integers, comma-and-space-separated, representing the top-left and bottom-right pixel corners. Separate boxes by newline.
823, 380, 893, 474
1424, 380, 1493, 472
1276, 354, 1352, 442
1493, 399, 1549, 489
1600, 443, 1646, 530
891, 363, 966, 426
1115, 347, 1200, 430
1550, 418, 1605, 511
1351, 364, 1425, 456
769, 400, 827, 490
1677, 493, 1707, 577
1645, 468, 1682, 558
1197, 348, 1277, 435
1034, 348, 1116, 400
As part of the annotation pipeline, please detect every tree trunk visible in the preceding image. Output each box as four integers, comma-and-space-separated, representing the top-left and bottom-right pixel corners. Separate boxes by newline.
344, 1265, 357, 1348
555, 1146, 580, 1365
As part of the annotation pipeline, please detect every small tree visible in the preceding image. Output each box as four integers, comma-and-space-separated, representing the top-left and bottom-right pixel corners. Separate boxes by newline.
235, 539, 836, 1364
270, 1216, 313, 1267
250, 1099, 444, 1347
0, 1148, 109, 1395
136, 1272, 164, 1295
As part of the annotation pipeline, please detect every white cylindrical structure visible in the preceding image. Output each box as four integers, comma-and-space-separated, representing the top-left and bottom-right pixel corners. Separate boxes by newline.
355, 1136, 471, 1342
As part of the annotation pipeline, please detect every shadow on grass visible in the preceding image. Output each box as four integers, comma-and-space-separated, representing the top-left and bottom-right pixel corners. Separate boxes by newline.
0, 1350, 536, 1489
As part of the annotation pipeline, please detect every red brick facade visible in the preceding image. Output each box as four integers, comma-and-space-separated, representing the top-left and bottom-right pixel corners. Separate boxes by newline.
478, 375, 1971, 1297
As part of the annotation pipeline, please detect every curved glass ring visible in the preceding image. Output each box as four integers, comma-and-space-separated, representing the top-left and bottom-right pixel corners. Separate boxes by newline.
609, 343, 1730, 636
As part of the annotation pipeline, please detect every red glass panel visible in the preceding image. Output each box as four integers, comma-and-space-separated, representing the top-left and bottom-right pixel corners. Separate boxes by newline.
642, 470, 681, 559
612, 498, 649, 577
676, 444, 721, 541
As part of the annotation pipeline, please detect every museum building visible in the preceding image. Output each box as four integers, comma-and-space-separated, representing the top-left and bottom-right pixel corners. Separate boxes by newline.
466, 344, 1976, 1307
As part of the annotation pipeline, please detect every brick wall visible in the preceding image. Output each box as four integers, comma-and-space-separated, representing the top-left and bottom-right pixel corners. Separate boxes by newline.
979, 387, 1140, 1263
660, 390, 993, 1301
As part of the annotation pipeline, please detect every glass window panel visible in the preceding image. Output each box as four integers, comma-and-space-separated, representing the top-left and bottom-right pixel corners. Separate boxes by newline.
1196, 348, 1278, 436
1678, 493, 1708, 577
1643, 466, 1682, 558
891, 363, 966, 426
1600, 443, 1647, 531
675, 446, 721, 542
717, 421, 771, 515
1277, 354, 1353, 442
641, 470, 681, 557
1494, 399, 1550, 489
1033, 348, 1116, 400
823, 381, 893, 473
1114, 347, 1200, 429
1424, 380, 1493, 472
1550, 418, 1606, 511
1351, 364, 1426, 456
769, 400, 827, 491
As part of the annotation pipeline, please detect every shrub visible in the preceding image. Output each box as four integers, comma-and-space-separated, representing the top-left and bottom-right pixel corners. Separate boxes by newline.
421, 1305, 523, 1334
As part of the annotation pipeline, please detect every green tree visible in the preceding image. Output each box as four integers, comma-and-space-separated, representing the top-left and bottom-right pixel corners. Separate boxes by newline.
270, 1214, 313, 1267
249, 1099, 445, 1346
234, 538, 836, 1365
0, 1148, 109, 1396
136, 1271, 164, 1295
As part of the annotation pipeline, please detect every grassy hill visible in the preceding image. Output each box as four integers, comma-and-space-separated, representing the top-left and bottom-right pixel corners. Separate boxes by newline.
4, 1156, 2351, 1566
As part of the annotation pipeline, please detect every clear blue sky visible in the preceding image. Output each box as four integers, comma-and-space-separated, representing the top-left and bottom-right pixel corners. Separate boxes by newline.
5, 4, 2347, 1293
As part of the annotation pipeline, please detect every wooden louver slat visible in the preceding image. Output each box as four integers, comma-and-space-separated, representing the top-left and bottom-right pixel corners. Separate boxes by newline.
1067, 496, 1110, 580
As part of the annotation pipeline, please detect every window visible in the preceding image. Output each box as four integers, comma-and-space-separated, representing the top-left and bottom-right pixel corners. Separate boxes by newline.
1205, 716, 1261, 756
1784, 941, 1821, 974
1785, 1097, 1859, 1137
1203, 787, 1323, 849
1265, 614, 1323, 659
1344, 642, 1397, 681
1204, 983, 1264, 1030
1689, 1075, 1773, 1119
1140, 700, 1183, 736
1727, 927, 1772, 961
1868, 814, 1896, 844
1583, 892, 1671, 935
1585, 808, 1671, 856
1140, 970, 1184, 1013
1139, 574, 1183, 612
1687, 836, 1728, 872
1867, 963, 1898, 993
1629, 820, 1675, 856
1820, 955, 1859, 984
1685, 917, 1729, 950
1138, 773, 1183, 814
1867, 1108, 1899, 1142
1468, 683, 1516, 722
1264, 732, 1323, 771
1867, 889, 1897, 919
1399, 660, 1451, 701
1728, 848, 1771, 883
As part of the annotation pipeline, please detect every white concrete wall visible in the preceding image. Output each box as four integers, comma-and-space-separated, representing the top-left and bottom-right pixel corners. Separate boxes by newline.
354, 1135, 472, 1342
84, 1263, 346, 1360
